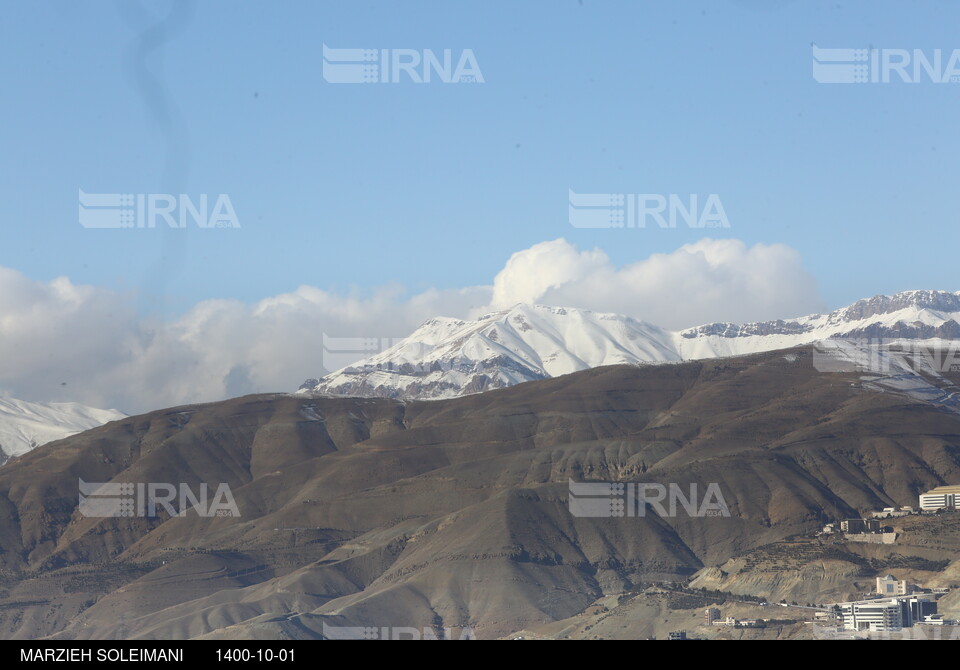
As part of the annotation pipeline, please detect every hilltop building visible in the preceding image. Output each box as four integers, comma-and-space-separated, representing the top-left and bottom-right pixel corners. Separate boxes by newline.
876, 575, 912, 596
919, 485, 960, 511
840, 518, 881, 533
871, 506, 914, 519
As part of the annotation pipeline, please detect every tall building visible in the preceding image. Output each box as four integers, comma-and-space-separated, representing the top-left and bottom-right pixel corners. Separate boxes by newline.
835, 596, 937, 632
919, 485, 960, 511
910, 598, 938, 624
705, 607, 721, 625
837, 599, 905, 632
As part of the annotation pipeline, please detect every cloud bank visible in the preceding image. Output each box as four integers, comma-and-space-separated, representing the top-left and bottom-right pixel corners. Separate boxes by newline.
0, 238, 821, 413
487, 238, 821, 328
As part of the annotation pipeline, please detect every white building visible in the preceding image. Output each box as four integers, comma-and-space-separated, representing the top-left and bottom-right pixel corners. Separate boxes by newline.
919, 485, 960, 511
835, 596, 937, 632
837, 599, 906, 632
876, 575, 910, 596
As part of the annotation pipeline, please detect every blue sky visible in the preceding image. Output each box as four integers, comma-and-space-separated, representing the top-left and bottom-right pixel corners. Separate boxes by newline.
2, 0, 960, 412
3, 0, 959, 313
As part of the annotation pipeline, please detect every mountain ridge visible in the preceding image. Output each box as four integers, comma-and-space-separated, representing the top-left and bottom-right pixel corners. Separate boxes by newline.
0, 397, 125, 465
305, 289, 960, 400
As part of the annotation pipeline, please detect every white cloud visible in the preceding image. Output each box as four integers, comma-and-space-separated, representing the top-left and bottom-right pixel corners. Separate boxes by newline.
489, 239, 608, 309
0, 238, 822, 414
489, 238, 822, 329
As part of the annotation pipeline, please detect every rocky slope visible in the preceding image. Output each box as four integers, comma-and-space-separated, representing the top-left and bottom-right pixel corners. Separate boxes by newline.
2, 347, 960, 638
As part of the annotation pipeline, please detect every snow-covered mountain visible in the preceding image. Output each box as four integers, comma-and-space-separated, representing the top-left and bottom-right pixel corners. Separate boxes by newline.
676, 289, 960, 359
302, 290, 960, 400
308, 304, 680, 399
0, 397, 125, 465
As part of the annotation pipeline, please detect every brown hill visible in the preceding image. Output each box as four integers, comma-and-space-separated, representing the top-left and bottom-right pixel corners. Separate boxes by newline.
1, 347, 959, 639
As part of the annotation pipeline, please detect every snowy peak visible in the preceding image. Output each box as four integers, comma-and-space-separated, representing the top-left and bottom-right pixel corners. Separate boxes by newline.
303, 290, 960, 401
0, 397, 125, 464
837, 289, 960, 321
677, 289, 960, 360
459, 304, 677, 375
682, 290, 960, 340
309, 304, 679, 400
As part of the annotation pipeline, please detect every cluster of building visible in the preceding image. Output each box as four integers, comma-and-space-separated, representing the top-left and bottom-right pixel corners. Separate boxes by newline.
693, 486, 960, 638
824, 577, 955, 632
859, 484, 959, 520
819, 484, 960, 543
703, 608, 764, 629
820, 517, 897, 544
694, 577, 954, 637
